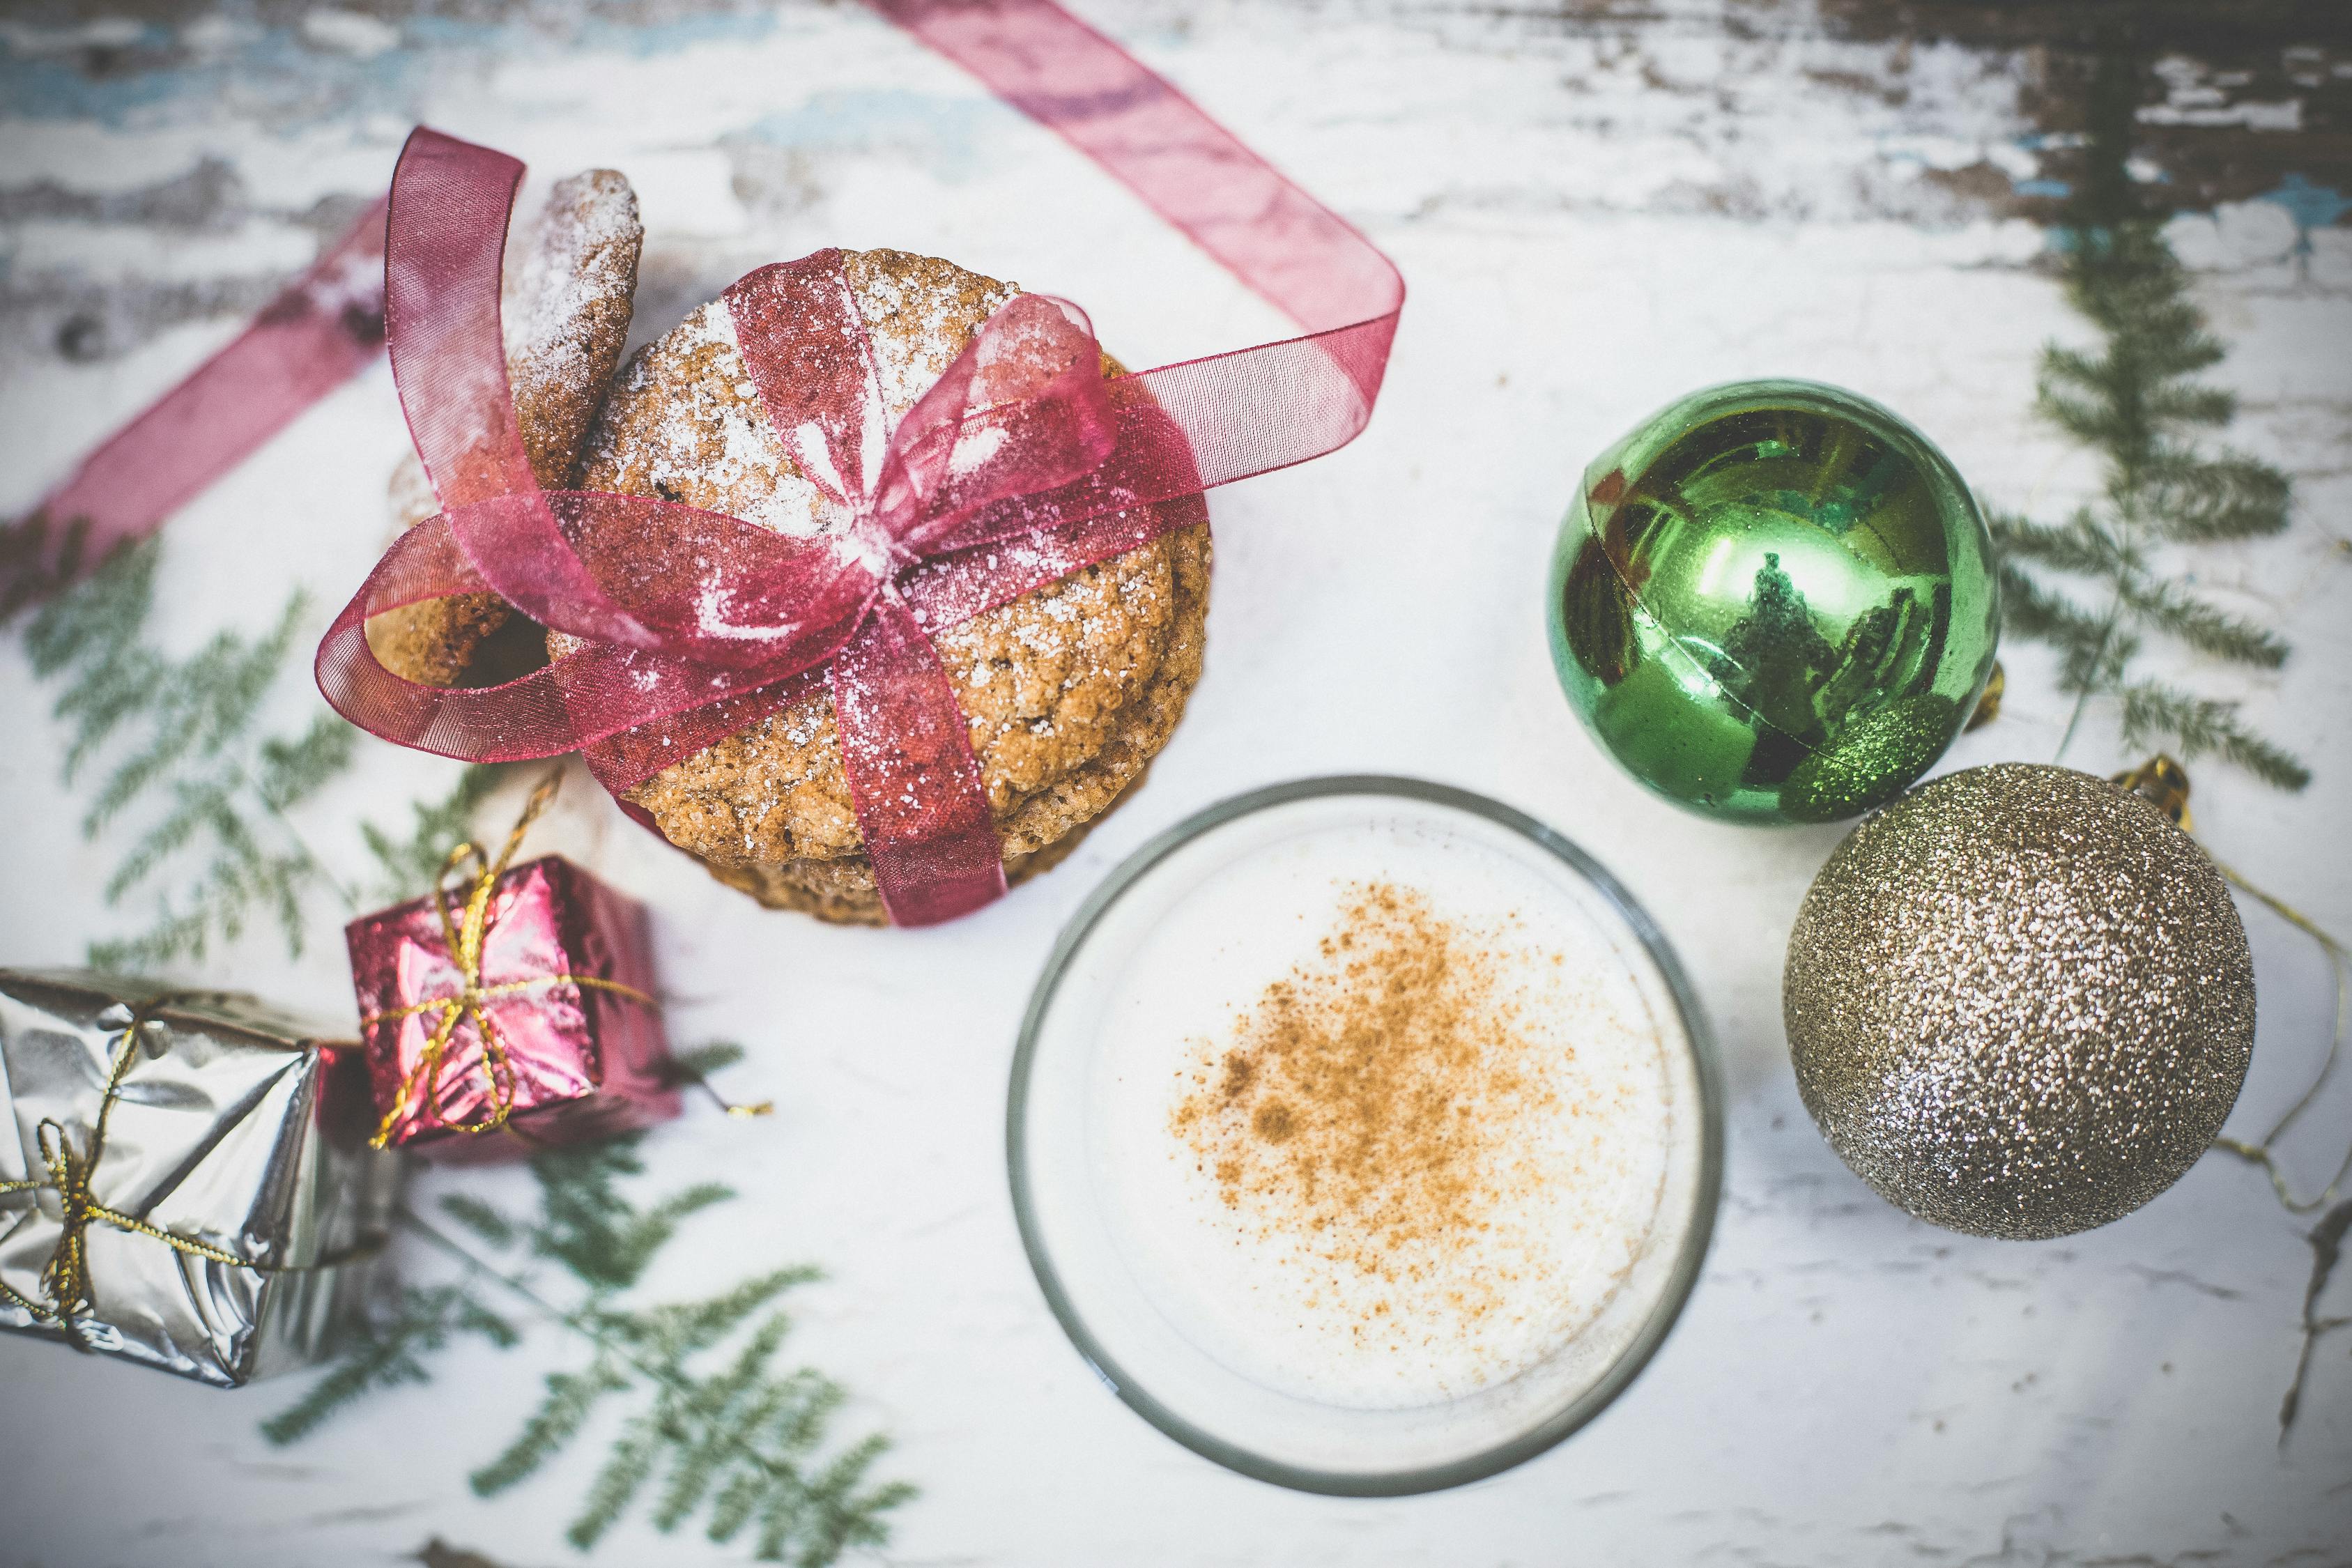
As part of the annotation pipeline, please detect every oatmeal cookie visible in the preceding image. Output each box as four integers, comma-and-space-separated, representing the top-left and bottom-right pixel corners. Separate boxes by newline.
576, 248, 1212, 922
366, 169, 643, 686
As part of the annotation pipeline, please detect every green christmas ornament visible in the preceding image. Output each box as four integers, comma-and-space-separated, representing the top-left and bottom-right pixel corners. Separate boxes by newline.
1546, 380, 2000, 823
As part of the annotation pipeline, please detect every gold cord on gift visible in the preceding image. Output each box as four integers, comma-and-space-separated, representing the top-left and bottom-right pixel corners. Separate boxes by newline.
360, 769, 655, 1148
0, 1007, 249, 1330
2115, 755, 2352, 1213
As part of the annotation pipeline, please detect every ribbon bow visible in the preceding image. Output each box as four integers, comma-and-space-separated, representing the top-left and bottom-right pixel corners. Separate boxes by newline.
317, 4, 1402, 925
0, 1009, 249, 1330
360, 771, 654, 1147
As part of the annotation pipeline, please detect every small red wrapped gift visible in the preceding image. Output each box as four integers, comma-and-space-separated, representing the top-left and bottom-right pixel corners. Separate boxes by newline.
346, 776, 677, 1162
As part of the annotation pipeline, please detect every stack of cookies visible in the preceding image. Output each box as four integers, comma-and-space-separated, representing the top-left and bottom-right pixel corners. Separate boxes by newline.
369, 182, 1211, 925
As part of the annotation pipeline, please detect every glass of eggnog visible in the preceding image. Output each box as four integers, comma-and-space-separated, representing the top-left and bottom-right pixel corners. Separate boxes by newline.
1008, 776, 1721, 1493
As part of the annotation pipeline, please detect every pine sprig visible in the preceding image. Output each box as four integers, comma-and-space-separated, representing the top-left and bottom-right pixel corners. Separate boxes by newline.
571, 1399, 668, 1547
260, 1284, 518, 1446
1988, 508, 2127, 576
1993, 57, 2312, 792
440, 1192, 519, 1248
13, 537, 362, 967
360, 762, 515, 902
268, 1131, 912, 1564
2140, 449, 2290, 541
2117, 683, 2311, 791
6, 521, 523, 963
668, 1040, 751, 1084
2112, 576, 2288, 668
471, 1360, 634, 1496
527, 1139, 736, 1292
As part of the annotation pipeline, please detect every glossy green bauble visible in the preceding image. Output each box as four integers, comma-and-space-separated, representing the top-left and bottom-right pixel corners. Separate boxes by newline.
1546, 380, 2000, 824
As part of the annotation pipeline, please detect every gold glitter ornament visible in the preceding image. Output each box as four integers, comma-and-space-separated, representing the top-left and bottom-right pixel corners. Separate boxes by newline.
1783, 762, 2254, 1240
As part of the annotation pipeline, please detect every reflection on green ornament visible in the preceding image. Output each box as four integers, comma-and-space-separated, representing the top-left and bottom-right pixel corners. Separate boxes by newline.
1546, 380, 2000, 824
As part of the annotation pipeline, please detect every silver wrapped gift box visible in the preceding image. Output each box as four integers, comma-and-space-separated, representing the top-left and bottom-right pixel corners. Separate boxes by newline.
0, 969, 398, 1387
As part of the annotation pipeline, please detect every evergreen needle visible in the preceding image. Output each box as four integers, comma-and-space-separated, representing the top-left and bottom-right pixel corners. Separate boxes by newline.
1996, 49, 2308, 793
272, 1134, 909, 1563
10, 537, 366, 966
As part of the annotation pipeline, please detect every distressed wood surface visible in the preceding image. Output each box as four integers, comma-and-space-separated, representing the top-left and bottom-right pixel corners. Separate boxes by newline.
1, 3, 2348, 1564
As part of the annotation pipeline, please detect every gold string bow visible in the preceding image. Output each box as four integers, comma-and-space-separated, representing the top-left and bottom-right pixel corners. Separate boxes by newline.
0, 1006, 249, 1331
361, 771, 654, 1148
2116, 755, 2352, 1214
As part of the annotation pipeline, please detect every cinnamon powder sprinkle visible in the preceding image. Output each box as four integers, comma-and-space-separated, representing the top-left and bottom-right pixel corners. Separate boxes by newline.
1169, 882, 1565, 1328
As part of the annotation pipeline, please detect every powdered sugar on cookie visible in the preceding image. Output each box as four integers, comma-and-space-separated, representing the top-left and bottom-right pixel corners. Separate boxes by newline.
578, 247, 1210, 923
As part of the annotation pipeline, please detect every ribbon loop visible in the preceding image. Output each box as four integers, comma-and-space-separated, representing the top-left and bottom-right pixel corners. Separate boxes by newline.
386, 128, 535, 513
725, 255, 891, 520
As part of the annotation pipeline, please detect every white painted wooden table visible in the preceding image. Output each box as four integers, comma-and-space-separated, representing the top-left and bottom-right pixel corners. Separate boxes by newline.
3, 3, 2348, 1563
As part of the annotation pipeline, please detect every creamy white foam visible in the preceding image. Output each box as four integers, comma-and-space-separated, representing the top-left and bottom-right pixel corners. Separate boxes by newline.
1093, 810, 1684, 1411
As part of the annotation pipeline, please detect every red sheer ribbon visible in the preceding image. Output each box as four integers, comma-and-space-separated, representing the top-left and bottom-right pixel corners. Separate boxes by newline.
317, 0, 1403, 925
13, 197, 388, 589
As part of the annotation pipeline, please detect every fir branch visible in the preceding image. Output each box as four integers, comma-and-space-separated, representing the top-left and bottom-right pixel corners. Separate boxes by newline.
2063, 618, 2138, 702
596, 1309, 909, 1568
1994, 560, 2107, 651
15, 537, 366, 967
12, 520, 526, 964
2117, 682, 2312, 790
360, 762, 515, 902
440, 1192, 518, 1248
261, 1285, 517, 1446
2140, 448, 2291, 541
2034, 383, 2119, 454
668, 1040, 750, 1084
1987, 509, 2129, 577
470, 1359, 633, 1496
1992, 47, 2309, 792
568, 1408, 666, 1548
2112, 576, 2289, 668
258, 714, 362, 809
647, 1322, 806, 1532
590, 1181, 738, 1289
26, 539, 164, 766
784, 1436, 915, 1567
80, 594, 305, 833
86, 906, 214, 974
2141, 381, 2235, 430
103, 776, 233, 903
526, 1139, 735, 1293
268, 1128, 912, 1565
639, 1266, 821, 1361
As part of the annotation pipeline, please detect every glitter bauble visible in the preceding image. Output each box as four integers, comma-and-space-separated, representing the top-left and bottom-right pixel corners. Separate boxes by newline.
1547, 381, 2000, 824
1783, 763, 2254, 1240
